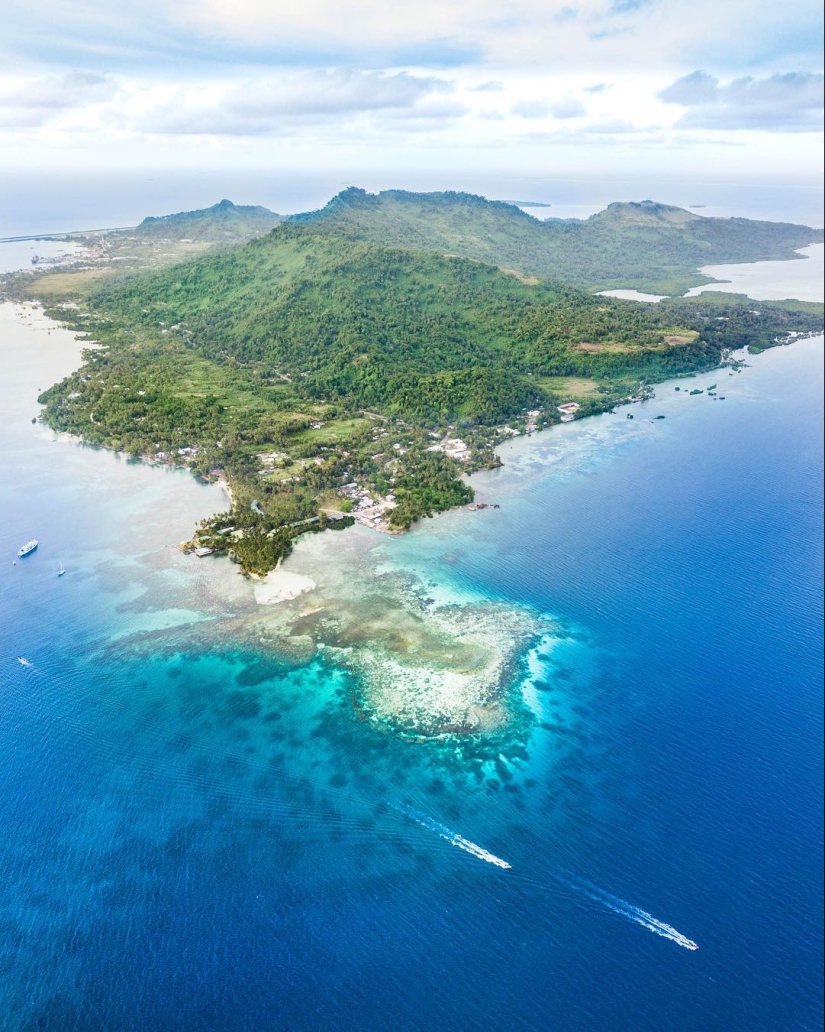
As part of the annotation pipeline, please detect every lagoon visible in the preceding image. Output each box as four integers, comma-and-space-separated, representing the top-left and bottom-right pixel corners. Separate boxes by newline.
685, 243, 824, 303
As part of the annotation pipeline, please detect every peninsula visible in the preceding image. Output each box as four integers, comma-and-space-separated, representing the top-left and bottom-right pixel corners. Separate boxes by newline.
5, 189, 822, 575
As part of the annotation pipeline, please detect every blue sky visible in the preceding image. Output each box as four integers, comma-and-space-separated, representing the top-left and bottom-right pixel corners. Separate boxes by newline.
0, 0, 822, 177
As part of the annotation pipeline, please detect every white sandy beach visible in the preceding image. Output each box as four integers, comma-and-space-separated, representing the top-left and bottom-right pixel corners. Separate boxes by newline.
254, 568, 317, 605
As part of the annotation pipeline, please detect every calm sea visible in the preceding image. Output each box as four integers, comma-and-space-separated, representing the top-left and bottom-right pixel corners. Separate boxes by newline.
0, 218, 822, 1028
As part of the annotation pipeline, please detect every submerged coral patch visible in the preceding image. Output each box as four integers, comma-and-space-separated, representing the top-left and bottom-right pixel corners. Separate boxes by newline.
239, 531, 552, 739
338, 600, 543, 737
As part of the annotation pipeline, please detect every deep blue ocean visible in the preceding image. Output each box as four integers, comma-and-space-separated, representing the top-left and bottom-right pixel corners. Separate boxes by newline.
1, 252, 822, 1027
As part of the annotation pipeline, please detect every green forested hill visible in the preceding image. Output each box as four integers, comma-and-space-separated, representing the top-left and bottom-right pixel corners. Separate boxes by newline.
290, 189, 823, 294
29, 210, 824, 573
58, 224, 741, 421
135, 199, 283, 243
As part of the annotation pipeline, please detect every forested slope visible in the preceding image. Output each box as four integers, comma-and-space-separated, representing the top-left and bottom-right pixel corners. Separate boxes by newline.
28, 213, 824, 573
291, 189, 823, 294
58, 224, 740, 421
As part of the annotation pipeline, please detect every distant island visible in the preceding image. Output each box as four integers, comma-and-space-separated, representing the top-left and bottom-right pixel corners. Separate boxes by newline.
0, 199, 283, 248
499, 200, 553, 207
3, 188, 821, 576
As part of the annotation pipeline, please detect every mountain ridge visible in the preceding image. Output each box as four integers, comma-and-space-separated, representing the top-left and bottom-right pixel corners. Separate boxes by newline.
284, 188, 823, 294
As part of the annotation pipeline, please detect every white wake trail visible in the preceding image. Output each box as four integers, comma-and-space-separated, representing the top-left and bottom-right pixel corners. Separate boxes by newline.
391, 804, 511, 869
569, 878, 698, 950
386, 808, 697, 950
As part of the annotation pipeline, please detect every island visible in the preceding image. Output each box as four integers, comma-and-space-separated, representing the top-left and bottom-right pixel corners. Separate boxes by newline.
3, 189, 822, 577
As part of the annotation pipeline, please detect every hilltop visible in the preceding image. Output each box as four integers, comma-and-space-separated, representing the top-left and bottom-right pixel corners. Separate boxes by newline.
4, 199, 288, 287
291, 189, 823, 294
135, 199, 283, 243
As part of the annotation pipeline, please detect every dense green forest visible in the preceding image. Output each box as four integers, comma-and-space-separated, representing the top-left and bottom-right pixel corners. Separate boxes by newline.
24, 199, 824, 574
53, 225, 767, 413
292, 189, 824, 294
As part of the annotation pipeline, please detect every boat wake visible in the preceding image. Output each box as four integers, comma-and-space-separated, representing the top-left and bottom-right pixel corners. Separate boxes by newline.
565, 876, 699, 950
390, 803, 511, 869
388, 808, 697, 951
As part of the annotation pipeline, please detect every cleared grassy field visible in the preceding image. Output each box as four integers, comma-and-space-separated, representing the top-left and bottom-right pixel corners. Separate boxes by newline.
295, 417, 373, 446
163, 353, 309, 419
31, 270, 114, 297
534, 376, 608, 400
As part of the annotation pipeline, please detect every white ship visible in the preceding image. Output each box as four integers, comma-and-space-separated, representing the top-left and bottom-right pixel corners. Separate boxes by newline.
17, 540, 38, 558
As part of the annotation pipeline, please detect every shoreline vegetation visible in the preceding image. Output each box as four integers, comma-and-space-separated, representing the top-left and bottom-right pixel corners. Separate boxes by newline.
3, 189, 822, 577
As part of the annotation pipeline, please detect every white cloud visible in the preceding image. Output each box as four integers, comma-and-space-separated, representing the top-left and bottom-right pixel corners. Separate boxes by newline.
658, 70, 718, 104
511, 96, 587, 119
2, 0, 822, 71
659, 70, 824, 130
0, 107, 51, 128
551, 97, 588, 118
0, 70, 116, 110
129, 70, 459, 136
519, 119, 663, 146
0, 1, 821, 178
585, 117, 644, 133
469, 81, 504, 92
511, 100, 553, 119
0, 70, 118, 127
229, 69, 451, 117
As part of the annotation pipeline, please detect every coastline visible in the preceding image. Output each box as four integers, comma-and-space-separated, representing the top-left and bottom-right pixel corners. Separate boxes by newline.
5, 225, 822, 580
3, 242, 822, 740
253, 568, 317, 605
13, 281, 822, 552
33, 322, 816, 575
226, 331, 819, 738
3, 271, 822, 1031
217, 475, 234, 509
17, 286, 823, 577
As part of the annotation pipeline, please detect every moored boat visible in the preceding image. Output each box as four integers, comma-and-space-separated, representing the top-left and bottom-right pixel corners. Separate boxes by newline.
17, 540, 38, 558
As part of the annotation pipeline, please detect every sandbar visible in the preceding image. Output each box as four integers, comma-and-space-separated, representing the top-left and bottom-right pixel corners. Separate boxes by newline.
254, 569, 317, 605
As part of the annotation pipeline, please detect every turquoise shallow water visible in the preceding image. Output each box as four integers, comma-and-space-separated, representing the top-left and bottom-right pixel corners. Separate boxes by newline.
0, 286, 822, 1029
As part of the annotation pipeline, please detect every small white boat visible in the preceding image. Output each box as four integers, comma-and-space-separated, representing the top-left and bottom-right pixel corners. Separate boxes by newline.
57, 562, 65, 577
17, 540, 38, 558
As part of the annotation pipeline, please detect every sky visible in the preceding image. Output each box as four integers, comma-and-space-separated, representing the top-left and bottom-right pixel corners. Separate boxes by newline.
0, 0, 822, 181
